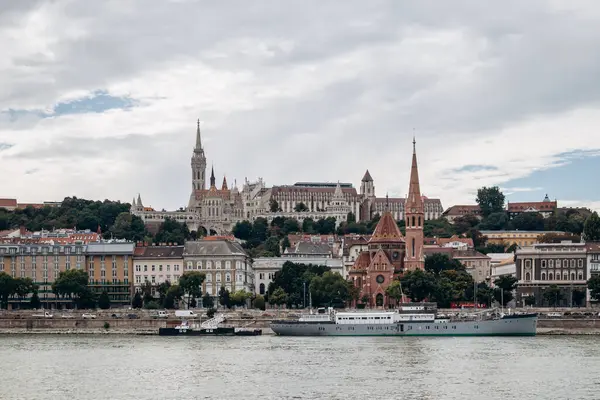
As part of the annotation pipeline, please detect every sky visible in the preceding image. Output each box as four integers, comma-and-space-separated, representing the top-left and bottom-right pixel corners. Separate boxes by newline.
2, 0, 600, 212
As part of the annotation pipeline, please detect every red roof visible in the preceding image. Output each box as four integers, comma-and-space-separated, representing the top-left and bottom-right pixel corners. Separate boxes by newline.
508, 201, 557, 212
443, 205, 481, 216
369, 212, 404, 244
0, 198, 17, 208
437, 235, 474, 248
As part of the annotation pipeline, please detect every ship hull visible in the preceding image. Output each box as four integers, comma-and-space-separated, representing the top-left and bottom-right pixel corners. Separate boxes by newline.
271, 314, 537, 337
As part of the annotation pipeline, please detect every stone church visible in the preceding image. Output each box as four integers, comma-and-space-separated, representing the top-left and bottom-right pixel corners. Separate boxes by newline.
349, 140, 425, 308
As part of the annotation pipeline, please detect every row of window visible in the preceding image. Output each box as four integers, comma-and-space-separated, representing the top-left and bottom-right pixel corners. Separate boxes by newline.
523, 271, 584, 281
135, 264, 181, 272
0, 247, 83, 255
536, 259, 585, 268
258, 273, 275, 280
185, 260, 244, 270
135, 275, 180, 284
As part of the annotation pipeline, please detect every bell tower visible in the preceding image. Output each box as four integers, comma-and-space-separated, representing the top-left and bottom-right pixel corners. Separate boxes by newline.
404, 138, 425, 271
191, 119, 207, 191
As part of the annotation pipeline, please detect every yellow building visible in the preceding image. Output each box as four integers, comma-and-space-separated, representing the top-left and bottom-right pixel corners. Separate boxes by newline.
480, 230, 566, 248
86, 242, 135, 305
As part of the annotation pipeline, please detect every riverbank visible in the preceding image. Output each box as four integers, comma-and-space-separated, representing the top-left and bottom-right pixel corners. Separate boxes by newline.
1, 318, 600, 335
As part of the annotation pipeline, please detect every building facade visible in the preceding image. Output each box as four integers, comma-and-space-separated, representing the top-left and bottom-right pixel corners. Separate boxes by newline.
507, 195, 557, 219
586, 242, 600, 304
131, 120, 444, 235
442, 205, 482, 223
452, 249, 491, 283
515, 242, 587, 307
183, 239, 254, 299
480, 230, 566, 248
133, 245, 184, 293
86, 242, 135, 306
0, 242, 86, 308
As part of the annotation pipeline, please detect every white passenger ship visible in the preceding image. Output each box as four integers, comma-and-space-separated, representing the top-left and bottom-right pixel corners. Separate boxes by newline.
271, 303, 537, 337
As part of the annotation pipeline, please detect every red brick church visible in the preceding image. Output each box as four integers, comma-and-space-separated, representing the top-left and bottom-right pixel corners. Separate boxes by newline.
348, 139, 425, 308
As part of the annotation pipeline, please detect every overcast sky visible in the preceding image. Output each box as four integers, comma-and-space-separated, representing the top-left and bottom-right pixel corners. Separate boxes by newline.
2, 0, 600, 212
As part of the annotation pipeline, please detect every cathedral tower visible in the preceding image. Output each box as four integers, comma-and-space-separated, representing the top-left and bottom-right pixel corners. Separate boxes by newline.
191, 119, 207, 191
404, 138, 425, 271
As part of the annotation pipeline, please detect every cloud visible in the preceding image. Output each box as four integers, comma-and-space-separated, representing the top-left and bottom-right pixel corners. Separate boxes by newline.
1, 0, 600, 212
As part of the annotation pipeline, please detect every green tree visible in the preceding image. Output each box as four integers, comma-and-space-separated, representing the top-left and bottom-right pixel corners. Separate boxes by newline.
268, 262, 330, 308
140, 281, 154, 305
583, 211, 600, 241
269, 287, 288, 308
98, 291, 111, 309
202, 292, 214, 308
144, 300, 159, 309
269, 199, 280, 212
423, 219, 454, 238
425, 253, 465, 275
467, 228, 487, 249
30, 292, 41, 309
543, 284, 563, 307
506, 243, 519, 253
587, 275, 600, 300
524, 296, 536, 306
109, 212, 147, 241
263, 236, 281, 257
294, 202, 309, 212
131, 292, 143, 309
253, 294, 266, 310
157, 281, 171, 305
178, 272, 205, 308
282, 218, 300, 234
232, 220, 253, 241
314, 217, 337, 235
155, 217, 190, 245
347, 212, 356, 223
51, 269, 90, 308
14, 277, 36, 305
164, 285, 183, 309
230, 290, 251, 307
281, 236, 291, 252
0, 273, 16, 309
400, 269, 437, 302
309, 271, 353, 307
478, 211, 509, 231
453, 214, 480, 235
476, 186, 505, 217
572, 289, 586, 307
385, 280, 404, 306
510, 212, 545, 231
218, 286, 231, 309
206, 307, 216, 318
493, 275, 518, 306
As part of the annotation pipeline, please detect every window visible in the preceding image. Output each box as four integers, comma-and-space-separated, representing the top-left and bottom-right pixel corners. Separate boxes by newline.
187, 262, 192, 270
226, 273, 231, 282
541, 272, 546, 281
159, 265, 163, 272
563, 259, 568, 268
152, 265, 155, 272
541, 260, 546, 268
144, 265, 148, 272
578, 272, 583, 280
549, 272, 554, 280
166, 265, 170, 272
225, 261, 231, 269
206, 274, 212, 282
549, 259, 554, 268
216, 261, 222, 269
259, 273, 264, 279
571, 272, 576, 280
570, 259, 575, 268
206, 261, 212, 269
563, 272, 568, 280
151, 276, 156, 284
259, 283, 265, 295
135, 276, 141, 284
216, 273, 221, 282
197, 261, 202, 270
578, 259, 583, 268
525, 272, 531, 281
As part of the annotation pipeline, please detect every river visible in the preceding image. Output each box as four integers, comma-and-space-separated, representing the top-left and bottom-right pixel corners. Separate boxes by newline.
0, 335, 597, 399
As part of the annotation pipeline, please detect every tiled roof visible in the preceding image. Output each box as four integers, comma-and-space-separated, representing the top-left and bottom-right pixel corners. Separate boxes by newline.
361, 170, 373, 182
451, 249, 490, 259
508, 201, 557, 212
271, 186, 358, 196
184, 239, 247, 256
0, 198, 17, 208
585, 241, 600, 252
437, 235, 474, 248
17, 203, 45, 209
350, 252, 371, 271
134, 245, 185, 259
442, 205, 481, 216
285, 242, 332, 255
369, 212, 404, 244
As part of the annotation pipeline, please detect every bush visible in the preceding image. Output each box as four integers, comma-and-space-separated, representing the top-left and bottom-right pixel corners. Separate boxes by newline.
98, 291, 111, 310
103, 322, 110, 330
144, 301, 159, 310
252, 295, 266, 311
206, 307, 216, 318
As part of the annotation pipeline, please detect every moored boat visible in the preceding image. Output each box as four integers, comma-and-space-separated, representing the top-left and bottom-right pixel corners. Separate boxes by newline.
158, 314, 263, 336
271, 303, 537, 337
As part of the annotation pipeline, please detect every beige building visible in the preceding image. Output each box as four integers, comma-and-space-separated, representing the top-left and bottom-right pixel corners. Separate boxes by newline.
86, 242, 135, 306
452, 249, 491, 283
133, 245, 184, 293
0, 242, 86, 308
183, 239, 254, 299
480, 230, 566, 248
442, 205, 482, 223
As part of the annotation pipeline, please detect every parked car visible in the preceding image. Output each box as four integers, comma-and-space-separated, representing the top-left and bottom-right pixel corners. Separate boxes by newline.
32, 311, 53, 319
127, 314, 140, 319
82, 313, 96, 319
151, 311, 169, 319
61, 314, 75, 319
111, 313, 122, 319
175, 310, 197, 318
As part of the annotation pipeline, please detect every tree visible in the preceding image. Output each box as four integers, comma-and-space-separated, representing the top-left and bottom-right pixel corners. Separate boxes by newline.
294, 202, 309, 212
385, 280, 404, 305
98, 291, 111, 309
282, 218, 300, 235
583, 211, 600, 241
14, 277, 36, 305
230, 290, 251, 307
524, 295, 536, 306
202, 292, 214, 308
178, 271, 206, 308
572, 289, 586, 307
478, 211, 509, 231
309, 271, 353, 307
267, 262, 330, 308
466, 228, 487, 249
157, 281, 171, 305
189, 297, 197, 308
232, 220, 253, 241
30, 292, 41, 309
144, 300, 159, 309
453, 215, 480, 234
253, 294, 266, 310
588, 275, 600, 300
155, 217, 190, 245
423, 219, 454, 238
263, 236, 281, 257
140, 281, 154, 305
269, 287, 288, 308
476, 186, 505, 217
399, 269, 437, 302
302, 218, 315, 233
281, 236, 291, 252
206, 307, 216, 318
493, 275, 518, 306
360, 294, 370, 305
347, 212, 356, 223
131, 292, 143, 309
0, 272, 16, 309
425, 253, 465, 275
51, 269, 90, 308
510, 212, 545, 231
218, 286, 231, 309
269, 199, 280, 213
543, 285, 563, 307
164, 285, 183, 309
109, 212, 147, 241
505, 243, 519, 253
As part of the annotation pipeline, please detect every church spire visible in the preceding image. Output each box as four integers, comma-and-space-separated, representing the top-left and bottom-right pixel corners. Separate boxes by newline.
195, 119, 202, 150
222, 175, 228, 190
209, 165, 216, 188
406, 138, 422, 207
404, 137, 424, 271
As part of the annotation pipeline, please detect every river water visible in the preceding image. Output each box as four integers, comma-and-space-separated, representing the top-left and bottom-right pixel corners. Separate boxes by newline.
0, 335, 598, 399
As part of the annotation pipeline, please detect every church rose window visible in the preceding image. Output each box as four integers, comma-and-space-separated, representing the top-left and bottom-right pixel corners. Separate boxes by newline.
376, 275, 384, 284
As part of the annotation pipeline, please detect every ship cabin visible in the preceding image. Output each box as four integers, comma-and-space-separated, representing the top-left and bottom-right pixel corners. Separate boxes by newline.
334, 311, 435, 325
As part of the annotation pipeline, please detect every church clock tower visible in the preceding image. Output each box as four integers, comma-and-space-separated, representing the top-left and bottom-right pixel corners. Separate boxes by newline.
189, 119, 207, 209
404, 138, 425, 271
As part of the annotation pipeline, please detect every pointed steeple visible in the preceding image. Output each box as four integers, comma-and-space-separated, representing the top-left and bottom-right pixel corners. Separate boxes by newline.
362, 169, 373, 182
385, 193, 389, 212
132, 197, 136, 207
137, 194, 143, 207
209, 165, 216, 188
222, 175, 228, 190
195, 119, 202, 151
333, 181, 344, 198
406, 138, 422, 209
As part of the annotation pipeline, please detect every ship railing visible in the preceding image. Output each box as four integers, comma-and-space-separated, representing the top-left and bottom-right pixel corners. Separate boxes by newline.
201, 313, 225, 329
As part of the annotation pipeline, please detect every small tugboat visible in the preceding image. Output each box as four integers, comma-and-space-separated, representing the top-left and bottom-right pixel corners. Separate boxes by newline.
158, 314, 262, 336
